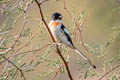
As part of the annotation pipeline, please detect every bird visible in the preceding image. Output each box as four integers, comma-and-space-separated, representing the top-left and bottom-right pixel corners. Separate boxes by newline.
48, 12, 96, 69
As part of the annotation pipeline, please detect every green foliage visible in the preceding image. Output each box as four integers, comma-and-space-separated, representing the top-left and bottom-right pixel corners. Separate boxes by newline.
84, 71, 90, 79
32, 75, 41, 80
105, 24, 120, 48
30, 0, 35, 3
0, 0, 120, 80
78, 10, 85, 22
112, 76, 118, 80
23, 28, 32, 38
0, 0, 10, 3
112, 25, 120, 42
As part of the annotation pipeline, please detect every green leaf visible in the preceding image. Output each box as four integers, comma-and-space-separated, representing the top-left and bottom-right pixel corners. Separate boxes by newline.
29, 60, 33, 66
23, 28, 32, 38
112, 76, 118, 80
30, 0, 35, 3
84, 71, 90, 79
0, 47, 8, 50
0, 24, 6, 32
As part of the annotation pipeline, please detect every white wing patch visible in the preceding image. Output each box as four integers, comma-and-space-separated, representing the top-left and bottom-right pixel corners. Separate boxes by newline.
63, 28, 69, 35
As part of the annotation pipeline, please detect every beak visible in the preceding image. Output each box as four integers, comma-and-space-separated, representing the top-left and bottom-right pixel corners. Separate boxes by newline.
59, 16, 62, 19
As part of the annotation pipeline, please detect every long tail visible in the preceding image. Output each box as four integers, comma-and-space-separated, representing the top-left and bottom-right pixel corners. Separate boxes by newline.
75, 48, 96, 69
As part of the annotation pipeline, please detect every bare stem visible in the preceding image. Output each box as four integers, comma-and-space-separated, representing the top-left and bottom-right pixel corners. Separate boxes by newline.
2, 56, 26, 80
63, 0, 95, 68
11, 1, 30, 50
99, 64, 120, 80
50, 65, 63, 80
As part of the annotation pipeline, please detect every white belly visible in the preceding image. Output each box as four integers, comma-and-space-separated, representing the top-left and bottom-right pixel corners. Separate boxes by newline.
48, 21, 75, 48
49, 26, 60, 42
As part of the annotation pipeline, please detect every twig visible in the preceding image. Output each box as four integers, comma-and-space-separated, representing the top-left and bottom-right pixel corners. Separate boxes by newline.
11, 1, 30, 50
0, 43, 50, 66
14, 70, 19, 80
99, 64, 120, 80
40, 0, 49, 4
14, 32, 39, 55
11, 0, 21, 10
5, 71, 10, 80
63, 0, 95, 67
0, 38, 5, 46
35, 0, 73, 80
0, 48, 12, 55
2, 61, 9, 74
10, 43, 51, 59
2, 56, 26, 80
0, 31, 9, 35
11, 14, 27, 50
50, 65, 63, 80
73, 27, 77, 43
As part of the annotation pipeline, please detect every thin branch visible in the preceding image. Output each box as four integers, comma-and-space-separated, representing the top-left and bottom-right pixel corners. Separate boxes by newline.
0, 40, 51, 65
99, 64, 120, 80
5, 71, 10, 80
50, 65, 63, 80
63, 0, 95, 67
11, 1, 30, 50
11, 43, 51, 59
35, 0, 73, 80
2, 56, 26, 80
73, 27, 77, 43
0, 31, 9, 35
11, 0, 21, 10
0, 38, 5, 46
40, 0, 49, 4
14, 70, 19, 80
2, 61, 9, 74
0, 48, 12, 55
14, 32, 39, 55
11, 14, 27, 50
0, 43, 50, 67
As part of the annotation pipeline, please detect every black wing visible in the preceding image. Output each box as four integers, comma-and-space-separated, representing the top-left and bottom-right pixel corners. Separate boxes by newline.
60, 24, 74, 46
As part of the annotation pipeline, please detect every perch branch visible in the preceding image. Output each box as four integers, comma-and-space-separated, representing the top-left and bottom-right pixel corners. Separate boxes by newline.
35, 0, 73, 80
99, 64, 120, 80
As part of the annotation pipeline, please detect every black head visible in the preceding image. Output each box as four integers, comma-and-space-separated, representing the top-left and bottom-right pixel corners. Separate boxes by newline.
51, 12, 62, 20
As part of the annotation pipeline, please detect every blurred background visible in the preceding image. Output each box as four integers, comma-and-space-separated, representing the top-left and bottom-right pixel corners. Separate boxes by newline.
0, 0, 120, 80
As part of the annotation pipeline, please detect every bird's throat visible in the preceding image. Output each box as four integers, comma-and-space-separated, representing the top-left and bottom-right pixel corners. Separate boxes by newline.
50, 22, 60, 27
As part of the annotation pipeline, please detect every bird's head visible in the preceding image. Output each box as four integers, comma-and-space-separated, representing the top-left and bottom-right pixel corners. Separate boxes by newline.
51, 12, 62, 21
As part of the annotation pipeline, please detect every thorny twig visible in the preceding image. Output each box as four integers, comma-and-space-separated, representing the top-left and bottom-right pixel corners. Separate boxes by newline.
0, 31, 43, 66
2, 56, 26, 80
40, 0, 49, 4
50, 65, 63, 80
11, 1, 30, 50
35, 0, 73, 80
0, 31, 9, 35
6, 31, 42, 61
5, 71, 10, 80
10, 43, 51, 60
14, 70, 19, 80
0, 1, 31, 80
99, 64, 120, 80
63, 0, 95, 67
13, 32, 40, 57
1, 43, 50, 74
